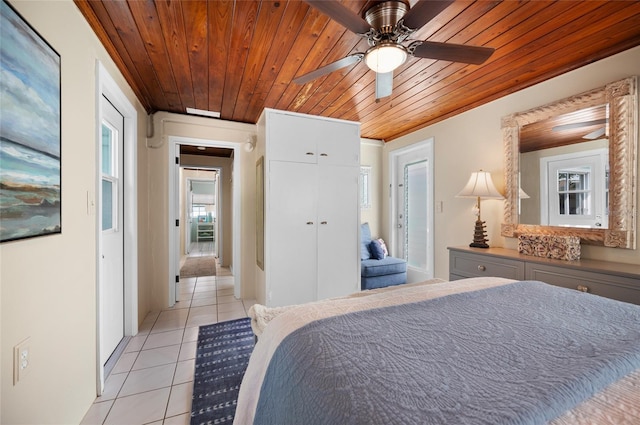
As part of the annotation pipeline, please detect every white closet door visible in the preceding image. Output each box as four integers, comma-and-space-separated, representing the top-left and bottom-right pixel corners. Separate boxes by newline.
268, 161, 318, 306
317, 165, 359, 299
267, 112, 319, 163
316, 120, 360, 166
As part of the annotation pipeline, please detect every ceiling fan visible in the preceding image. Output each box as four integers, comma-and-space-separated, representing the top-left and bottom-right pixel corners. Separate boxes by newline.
552, 119, 608, 140
552, 103, 610, 140
293, 0, 495, 99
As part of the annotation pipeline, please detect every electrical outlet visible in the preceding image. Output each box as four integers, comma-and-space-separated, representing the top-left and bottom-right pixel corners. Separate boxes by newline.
13, 337, 31, 385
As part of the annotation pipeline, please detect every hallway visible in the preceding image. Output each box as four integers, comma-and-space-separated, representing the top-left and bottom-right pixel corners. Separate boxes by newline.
81, 263, 256, 424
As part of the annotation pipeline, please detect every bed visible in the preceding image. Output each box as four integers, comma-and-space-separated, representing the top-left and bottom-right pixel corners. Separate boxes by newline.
235, 277, 640, 425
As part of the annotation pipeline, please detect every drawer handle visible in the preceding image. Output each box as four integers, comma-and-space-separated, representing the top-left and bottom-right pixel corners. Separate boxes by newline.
478, 265, 486, 272
320, 221, 327, 225
306, 221, 314, 225
306, 152, 314, 156
320, 153, 328, 157
577, 284, 589, 293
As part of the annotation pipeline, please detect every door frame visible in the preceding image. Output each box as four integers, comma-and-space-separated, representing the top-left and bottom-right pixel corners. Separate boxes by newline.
388, 138, 434, 282
96, 61, 138, 394
168, 136, 242, 305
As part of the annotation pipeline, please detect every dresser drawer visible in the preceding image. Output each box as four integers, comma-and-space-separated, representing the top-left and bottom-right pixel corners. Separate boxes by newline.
526, 263, 640, 305
449, 250, 525, 280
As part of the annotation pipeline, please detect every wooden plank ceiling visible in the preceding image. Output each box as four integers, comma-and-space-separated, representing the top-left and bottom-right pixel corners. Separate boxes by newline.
74, 0, 640, 142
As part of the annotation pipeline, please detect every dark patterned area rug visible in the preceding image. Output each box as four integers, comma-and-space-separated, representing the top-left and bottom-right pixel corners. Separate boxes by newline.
191, 317, 255, 425
180, 256, 216, 278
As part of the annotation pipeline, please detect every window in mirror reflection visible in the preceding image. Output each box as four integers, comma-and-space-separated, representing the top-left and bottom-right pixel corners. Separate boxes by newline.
539, 148, 608, 228
557, 171, 590, 215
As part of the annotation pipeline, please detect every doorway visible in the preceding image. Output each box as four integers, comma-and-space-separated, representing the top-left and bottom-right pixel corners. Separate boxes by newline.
183, 171, 219, 260
168, 138, 243, 306
96, 61, 138, 395
389, 139, 434, 283
99, 95, 124, 374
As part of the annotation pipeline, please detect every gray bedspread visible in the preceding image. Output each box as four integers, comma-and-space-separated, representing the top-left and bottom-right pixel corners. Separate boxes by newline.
252, 281, 640, 425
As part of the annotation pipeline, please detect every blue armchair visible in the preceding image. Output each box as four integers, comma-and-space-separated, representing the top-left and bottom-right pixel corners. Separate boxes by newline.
360, 223, 407, 290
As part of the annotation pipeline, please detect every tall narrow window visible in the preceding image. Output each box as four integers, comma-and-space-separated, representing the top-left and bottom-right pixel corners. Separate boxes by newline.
101, 122, 118, 231
360, 166, 371, 209
404, 160, 428, 270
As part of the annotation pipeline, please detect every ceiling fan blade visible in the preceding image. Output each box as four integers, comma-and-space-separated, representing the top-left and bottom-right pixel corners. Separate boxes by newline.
552, 118, 608, 132
376, 71, 393, 99
401, 0, 454, 30
412, 41, 494, 64
583, 127, 607, 140
293, 54, 364, 85
304, 1, 371, 34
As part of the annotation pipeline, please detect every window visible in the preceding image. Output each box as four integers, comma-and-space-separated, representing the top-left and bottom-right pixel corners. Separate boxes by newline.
360, 166, 371, 209
192, 205, 208, 222
403, 160, 428, 270
557, 170, 590, 216
101, 122, 118, 231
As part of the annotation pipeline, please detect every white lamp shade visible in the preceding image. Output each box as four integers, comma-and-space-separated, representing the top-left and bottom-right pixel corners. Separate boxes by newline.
456, 171, 504, 199
364, 43, 407, 74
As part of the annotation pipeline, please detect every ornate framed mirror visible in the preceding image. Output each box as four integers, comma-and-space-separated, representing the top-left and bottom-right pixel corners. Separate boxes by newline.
501, 77, 638, 249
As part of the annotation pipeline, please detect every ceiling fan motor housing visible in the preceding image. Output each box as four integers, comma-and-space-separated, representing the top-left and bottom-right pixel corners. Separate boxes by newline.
365, 0, 409, 40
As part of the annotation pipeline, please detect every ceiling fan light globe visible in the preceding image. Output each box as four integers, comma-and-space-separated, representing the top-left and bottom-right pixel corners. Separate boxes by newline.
364, 44, 407, 73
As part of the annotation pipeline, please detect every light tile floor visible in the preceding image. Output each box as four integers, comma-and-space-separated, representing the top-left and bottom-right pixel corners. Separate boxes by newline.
81, 264, 256, 425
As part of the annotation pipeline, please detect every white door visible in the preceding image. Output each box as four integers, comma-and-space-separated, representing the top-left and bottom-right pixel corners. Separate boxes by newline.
100, 96, 124, 365
317, 164, 359, 299
267, 161, 317, 307
391, 141, 434, 282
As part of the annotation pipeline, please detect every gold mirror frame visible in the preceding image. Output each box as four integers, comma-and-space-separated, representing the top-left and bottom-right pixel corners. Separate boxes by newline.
501, 76, 638, 249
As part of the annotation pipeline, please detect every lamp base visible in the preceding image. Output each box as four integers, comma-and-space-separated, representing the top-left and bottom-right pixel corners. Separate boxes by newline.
469, 219, 490, 249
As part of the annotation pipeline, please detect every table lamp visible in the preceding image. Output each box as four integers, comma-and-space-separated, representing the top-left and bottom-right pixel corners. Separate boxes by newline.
456, 170, 504, 248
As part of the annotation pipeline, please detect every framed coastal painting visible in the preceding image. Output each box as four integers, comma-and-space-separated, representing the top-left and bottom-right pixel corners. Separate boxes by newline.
0, 0, 61, 242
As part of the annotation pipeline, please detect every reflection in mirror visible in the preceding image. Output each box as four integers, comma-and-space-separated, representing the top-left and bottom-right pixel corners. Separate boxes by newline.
501, 76, 637, 249
519, 104, 609, 229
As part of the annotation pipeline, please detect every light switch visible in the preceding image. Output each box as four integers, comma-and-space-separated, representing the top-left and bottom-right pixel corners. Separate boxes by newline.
87, 191, 95, 215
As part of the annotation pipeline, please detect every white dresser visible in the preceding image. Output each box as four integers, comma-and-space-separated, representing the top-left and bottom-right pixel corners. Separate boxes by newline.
258, 109, 361, 307
448, 246, 640, 305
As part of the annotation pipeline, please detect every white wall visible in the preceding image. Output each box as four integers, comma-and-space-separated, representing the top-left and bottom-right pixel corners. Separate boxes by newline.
384, 46, 640, 279
0, 1, 149, 423
360, 138, 384, 237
